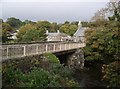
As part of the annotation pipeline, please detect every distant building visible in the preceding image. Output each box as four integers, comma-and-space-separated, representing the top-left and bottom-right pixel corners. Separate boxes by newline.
73, 21, 88, 42
8, 30, 19, 40
46, 21, 88, 42
45, 30, 71, 42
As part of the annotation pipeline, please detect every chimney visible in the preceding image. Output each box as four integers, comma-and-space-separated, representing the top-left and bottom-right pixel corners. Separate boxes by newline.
78, 21, 82, 28
57, 30, 60, 33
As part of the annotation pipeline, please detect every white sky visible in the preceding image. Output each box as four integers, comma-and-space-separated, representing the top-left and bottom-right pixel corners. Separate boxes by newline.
1, 0, 109, 23
1, 0, 110, 2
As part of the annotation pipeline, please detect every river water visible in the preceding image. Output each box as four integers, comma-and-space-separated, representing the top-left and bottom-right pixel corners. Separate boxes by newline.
73, 61, 107, 88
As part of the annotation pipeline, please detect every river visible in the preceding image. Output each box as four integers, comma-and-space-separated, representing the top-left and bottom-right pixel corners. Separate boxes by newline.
73, 61, 107, 88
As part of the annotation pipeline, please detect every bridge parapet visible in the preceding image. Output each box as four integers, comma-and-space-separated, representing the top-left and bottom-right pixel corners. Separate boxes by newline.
0, 42, 86, 61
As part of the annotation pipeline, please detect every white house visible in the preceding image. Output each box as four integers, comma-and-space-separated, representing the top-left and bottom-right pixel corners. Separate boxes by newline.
45, 30, 71, 42
45, 21, 88, 42
9, 30, 19, 40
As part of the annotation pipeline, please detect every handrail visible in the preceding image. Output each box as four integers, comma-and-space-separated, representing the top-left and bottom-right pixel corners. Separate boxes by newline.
2, 41, 80, 45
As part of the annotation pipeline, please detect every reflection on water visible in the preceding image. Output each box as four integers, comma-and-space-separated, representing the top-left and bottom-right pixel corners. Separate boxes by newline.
73, 61, 107, 88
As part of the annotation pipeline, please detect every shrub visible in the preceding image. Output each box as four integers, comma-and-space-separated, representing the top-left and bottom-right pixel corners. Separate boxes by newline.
2, 59, 79, 87
19, 68, 55, 87
44, 53, 60, 63
2, 67, 23, 87
102, 61, 120, 88
49, 63, 72, 79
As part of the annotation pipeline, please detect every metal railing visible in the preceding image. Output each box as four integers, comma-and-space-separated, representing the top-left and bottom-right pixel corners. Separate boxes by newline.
0, 42, 85, 61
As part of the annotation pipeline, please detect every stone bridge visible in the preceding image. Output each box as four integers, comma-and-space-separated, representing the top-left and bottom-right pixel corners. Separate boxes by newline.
1, 42, 86, 62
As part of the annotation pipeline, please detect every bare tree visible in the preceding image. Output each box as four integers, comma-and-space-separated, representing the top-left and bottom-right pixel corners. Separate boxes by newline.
91, 0, 120, 21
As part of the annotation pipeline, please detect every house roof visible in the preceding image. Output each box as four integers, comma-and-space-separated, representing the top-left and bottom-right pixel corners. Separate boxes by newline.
46, 33, 59, 36
46, 32, 70, 37
73, 27, 87, 37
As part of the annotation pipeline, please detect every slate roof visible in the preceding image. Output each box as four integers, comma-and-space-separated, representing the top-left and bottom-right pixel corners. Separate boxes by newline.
46, 32, 70, 37
73, 27, 87, 37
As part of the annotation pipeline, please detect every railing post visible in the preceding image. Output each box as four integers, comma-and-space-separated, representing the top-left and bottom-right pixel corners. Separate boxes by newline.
60, 44, 61, 51
7, 47, 9, 58
65, 44, 66, 50
78, 43, 79, 47
36, 45, 38, 54
73, 43, 75, 49
53, 44, 55, 51
0, 48, 2, 61
46, 44, 48, 52
23, 46, 26, 56
76, 43, 77, 48
68, 43, 70, 49
70, 43, 71, 49
79, 43, 81, 47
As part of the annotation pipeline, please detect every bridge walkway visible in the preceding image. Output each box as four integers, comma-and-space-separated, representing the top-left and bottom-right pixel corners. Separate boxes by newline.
0, 42, 85, 61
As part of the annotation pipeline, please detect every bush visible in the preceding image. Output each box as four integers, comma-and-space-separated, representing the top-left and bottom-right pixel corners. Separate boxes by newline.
2, 67, 23, 87
3, 67, 79, 87
2, 54, 80, 88
84, 26, 119, 63
84, 21, 120, 88
44, 53, 60, 63
102, 61, 120, 88
49, 63, 72, 79
19, 68, 59, 87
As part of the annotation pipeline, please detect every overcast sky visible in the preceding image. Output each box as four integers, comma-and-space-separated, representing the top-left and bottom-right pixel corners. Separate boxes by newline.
1, 0, 109, 23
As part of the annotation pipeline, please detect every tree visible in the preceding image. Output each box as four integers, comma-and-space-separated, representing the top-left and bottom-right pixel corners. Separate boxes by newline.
6, 17, 23, 29
84, 26, 119, 62
107, 0, 120, 21
84, 1, 120, 87
81, 21, 90, 27
91, 0, 120, 22
91, 8, 107, 22
23, 19, 36, 25
17, 22, 47, 42
64, 21, 70, 24
69, 24, 77, 36
21, 29, 46, 42
1, 23, 14, 43
90, 7, 108, 27
23, 19, 32, 24
51, 22, 58, 32
102, 61, 120, 88
60, 24, 77, 36
36, 21, 51, 31
71, 21, 78, 25
17, 24, 36, 42
60, 24, 70, 35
